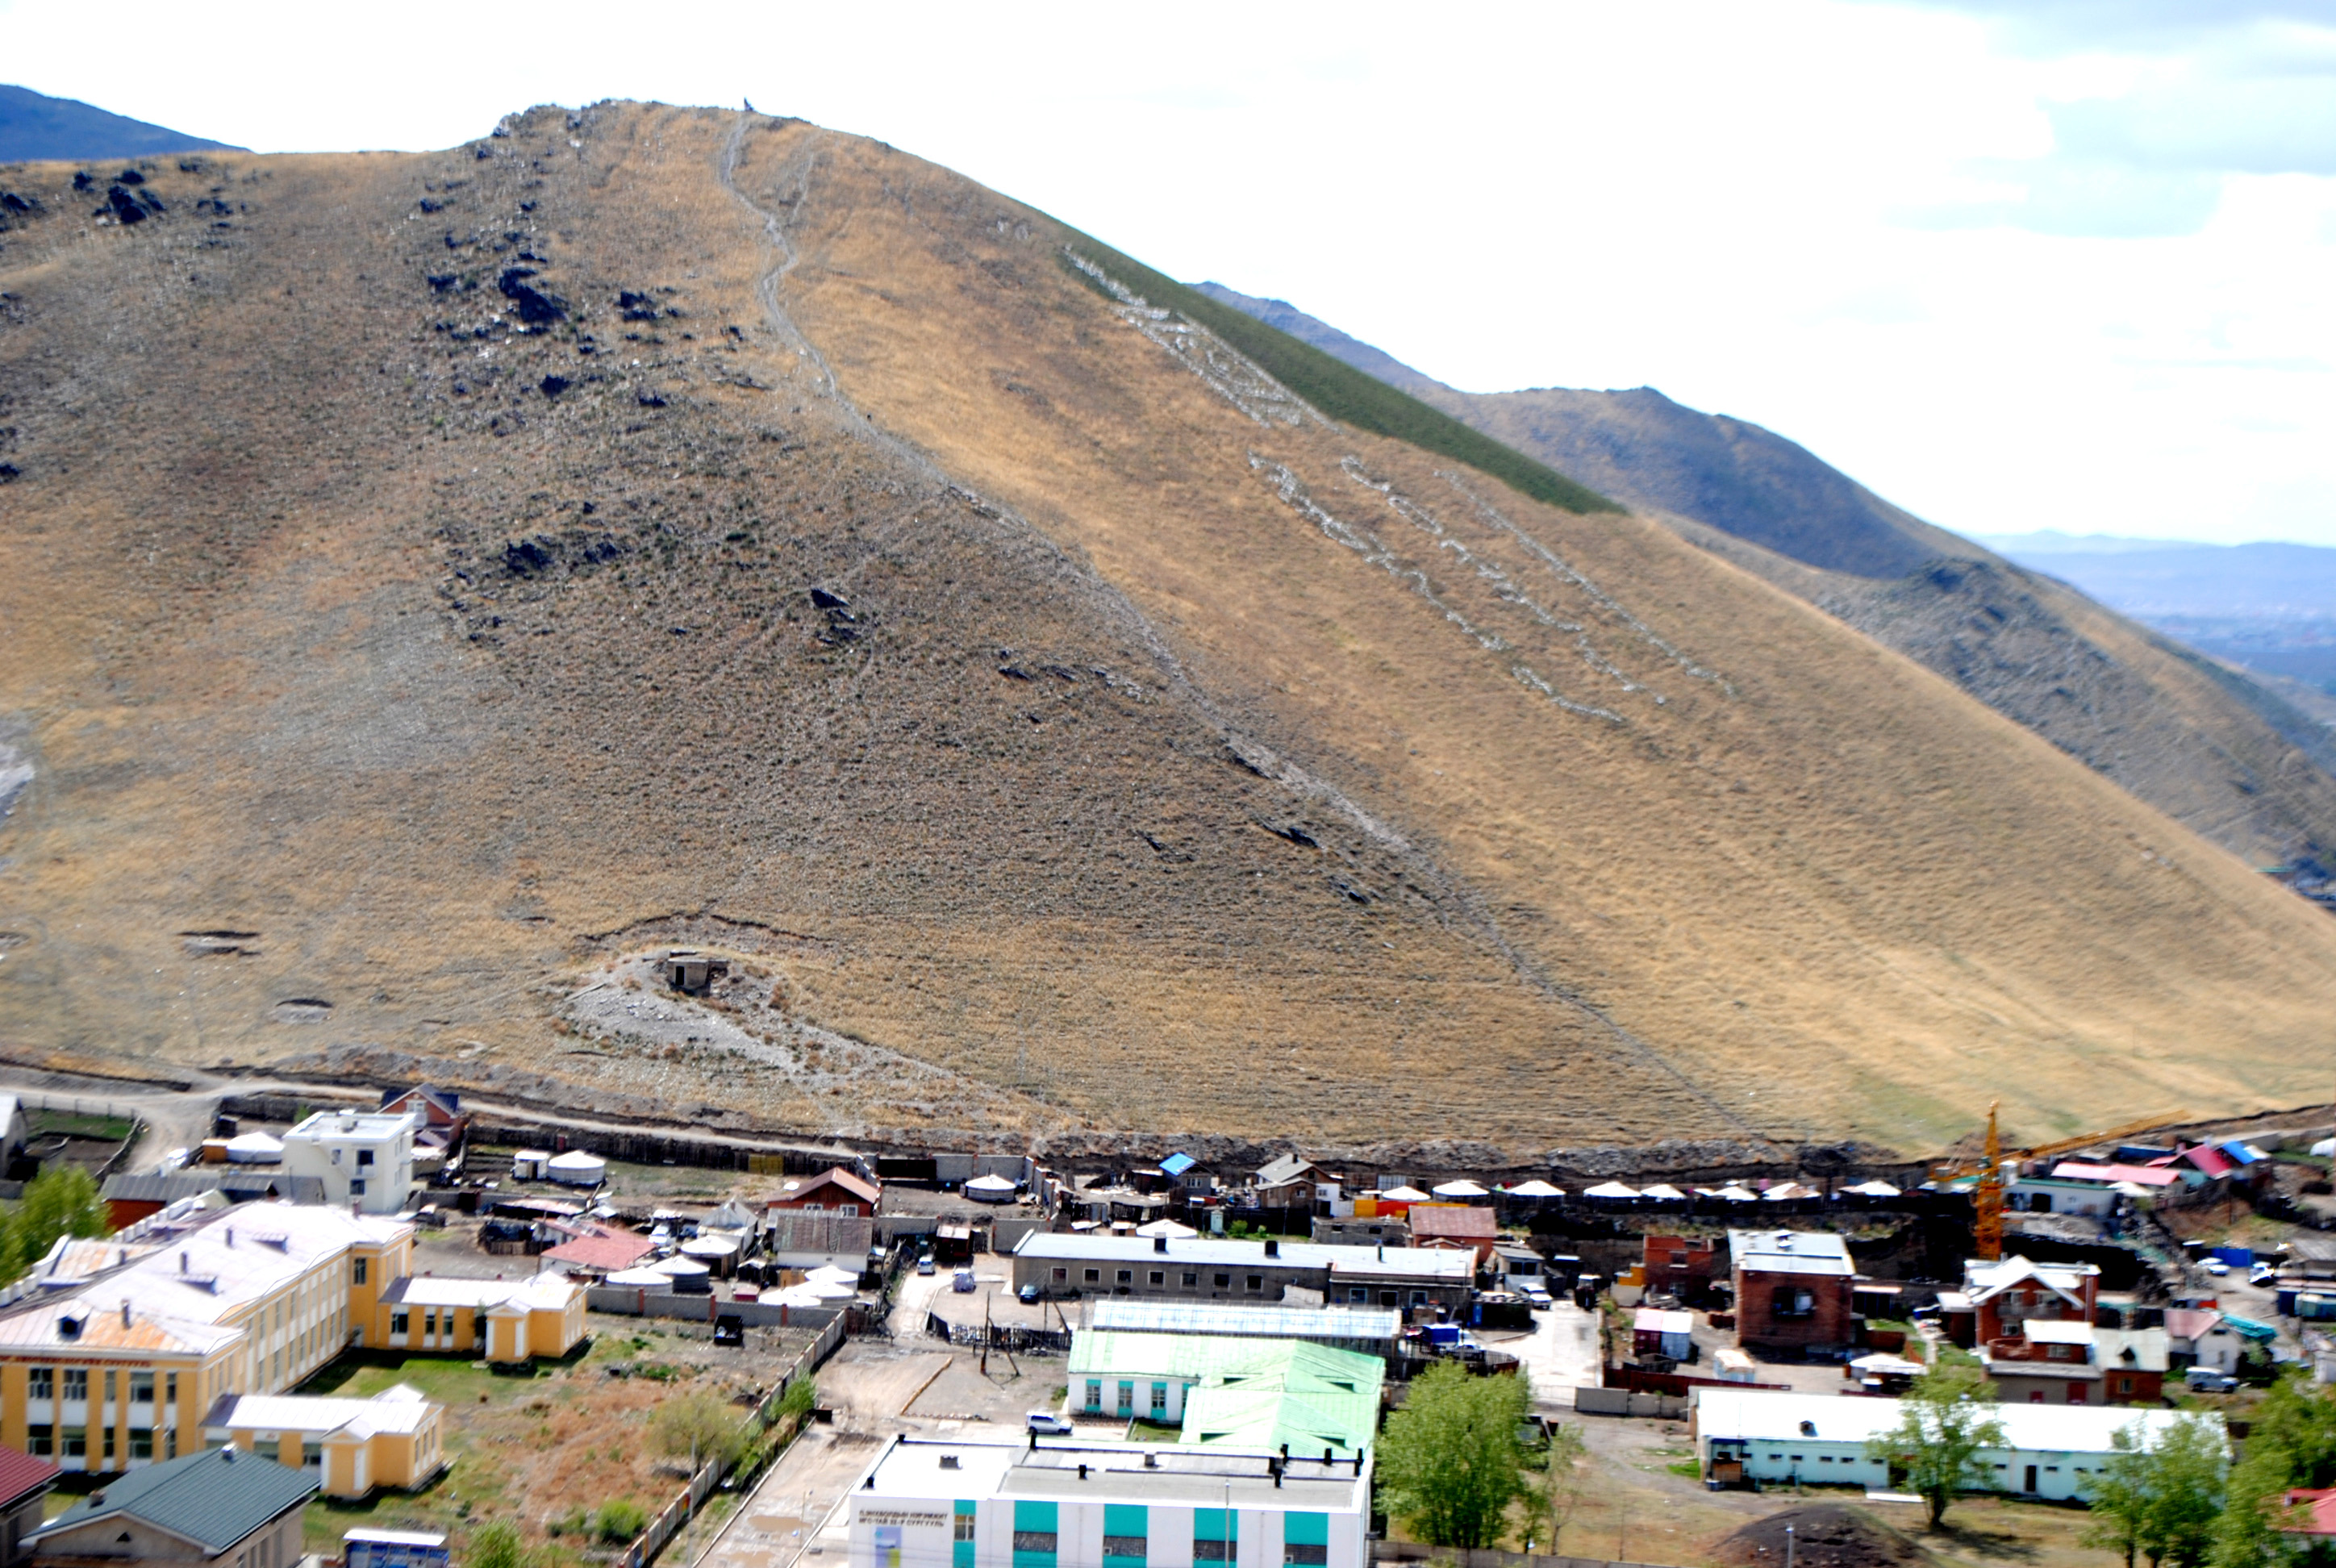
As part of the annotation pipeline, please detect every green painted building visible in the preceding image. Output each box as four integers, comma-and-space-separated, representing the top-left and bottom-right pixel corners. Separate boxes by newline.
1064, 1333, 1381, 1457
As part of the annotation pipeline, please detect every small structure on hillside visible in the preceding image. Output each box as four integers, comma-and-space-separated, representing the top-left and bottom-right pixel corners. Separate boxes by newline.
661, 949, 731, 993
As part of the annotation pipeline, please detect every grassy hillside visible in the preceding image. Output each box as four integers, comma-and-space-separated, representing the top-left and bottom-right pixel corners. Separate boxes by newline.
1, 104, 2334, 1157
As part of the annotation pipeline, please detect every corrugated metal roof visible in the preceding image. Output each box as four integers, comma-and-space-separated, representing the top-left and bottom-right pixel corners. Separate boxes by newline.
0, 1445, 56, 1508
1068, 1333, 1382, 1391
32, 1445, 316, 1553
1159, 1153, 1199, 1178
1016, 1232, 1469, 1278
1087, 1299, 1402, 1342
1691, 1388, 2219, 1454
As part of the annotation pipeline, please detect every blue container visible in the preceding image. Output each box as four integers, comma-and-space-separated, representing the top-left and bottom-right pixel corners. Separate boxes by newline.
2212, 1246, 2255, 1267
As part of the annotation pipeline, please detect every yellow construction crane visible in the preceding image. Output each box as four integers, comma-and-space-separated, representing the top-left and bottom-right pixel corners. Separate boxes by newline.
1932, 1105, 2190, 1261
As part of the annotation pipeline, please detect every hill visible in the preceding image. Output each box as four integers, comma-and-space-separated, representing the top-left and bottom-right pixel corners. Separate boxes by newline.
1195, 285, 2336, 872
0, 84, 240, 163
4, 104, 2336, 1160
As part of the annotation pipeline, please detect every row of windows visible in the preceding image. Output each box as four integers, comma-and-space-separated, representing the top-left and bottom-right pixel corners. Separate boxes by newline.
24, 1423, 179, 1462
26, 1369, 179, 1403
1004, 1538, 1321, 1566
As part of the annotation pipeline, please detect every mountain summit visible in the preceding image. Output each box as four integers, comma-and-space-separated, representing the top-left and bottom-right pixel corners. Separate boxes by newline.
0, 83, 240, 163
2, 104, 2332, 1158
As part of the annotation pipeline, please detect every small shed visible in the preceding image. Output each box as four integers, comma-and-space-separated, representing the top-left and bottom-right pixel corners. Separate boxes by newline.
511, 1150, 551, 1181
1633, 1307, 1695, 1360
660, 949, 732, 994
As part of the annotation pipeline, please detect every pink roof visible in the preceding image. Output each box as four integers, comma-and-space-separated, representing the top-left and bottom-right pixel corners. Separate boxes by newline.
2051, 1161, 2182, 1186
2284, 1490, 2336, 1536
543, 1231, 657, 1272
2183, 1144, 2236, 1175
1409, 1204, 1496, 1239
2164, 1307, 2224, 1342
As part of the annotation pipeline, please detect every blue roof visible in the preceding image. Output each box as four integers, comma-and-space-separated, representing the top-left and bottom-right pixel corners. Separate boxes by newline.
2223, 1315, 2279, 1341
1159, 1153, 1198, 1177
2221, 1141, 2263, 1166
32, 1445, 315, 1553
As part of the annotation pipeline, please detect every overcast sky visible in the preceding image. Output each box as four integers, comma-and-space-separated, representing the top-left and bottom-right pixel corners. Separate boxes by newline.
6, 0, 2333, 545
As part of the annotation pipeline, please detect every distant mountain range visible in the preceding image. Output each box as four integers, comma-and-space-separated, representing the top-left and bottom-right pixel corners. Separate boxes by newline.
1194, 281, 2336, 860
0, 83, 239, 163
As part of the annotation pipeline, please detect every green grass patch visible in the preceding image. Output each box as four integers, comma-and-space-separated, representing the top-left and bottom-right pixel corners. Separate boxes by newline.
1666, 1458, 1703, 1478
28, 1111, 136, 1143
1051, 235, 1621, 518
1126, 1418, 1182, 1444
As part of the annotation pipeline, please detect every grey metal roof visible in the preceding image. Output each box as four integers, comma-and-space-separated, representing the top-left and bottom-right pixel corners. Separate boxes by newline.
1088, 1298, 1403, 1341
100, 1171, 329, 1206
1254, 1155, 1324, 1187
31, 1445, 315, 1554
1015, 1232, 1470, 1278
1727, 1229, 1854, 1278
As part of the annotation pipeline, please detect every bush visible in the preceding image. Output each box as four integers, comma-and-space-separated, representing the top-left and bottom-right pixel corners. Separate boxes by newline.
469, 1521, 523, 1568
0, 1167, 111, 1283
652, 1390, 749, 1470
594, 1500, 649, 1543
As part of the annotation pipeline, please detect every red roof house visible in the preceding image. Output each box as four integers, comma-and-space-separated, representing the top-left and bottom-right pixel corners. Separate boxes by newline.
765, 1166, 881, 1215
1408, 1203, 1497, 1266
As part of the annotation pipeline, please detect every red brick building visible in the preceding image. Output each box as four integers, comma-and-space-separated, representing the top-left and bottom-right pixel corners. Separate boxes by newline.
1408, 1204, 1497, 1267
1729, 1230, 1856, 1355
1643, 1234, 1721, 1299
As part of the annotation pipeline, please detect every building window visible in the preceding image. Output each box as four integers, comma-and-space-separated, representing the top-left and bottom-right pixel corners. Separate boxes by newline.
1349, 1288, 1366, 1303
63, 1370, 87, 1402
28, 1368, 52, 1399
357, 1149, 375, 1166
105, 1370, 117, 1403
391, 1310, 410, 1336
1117, 1270, 1133, 1285
1411, 1291, 1427, 1306
1117, 1382, 1134, 1413
103, 1428, 115, 1462
62, 1432, 84, 1460
351, 1178, 366, 1196
1087, 1380, 1103, 1411
25, 1425, 51, 1457
1214, 1274, 1231, 1289
1103, 1540, 1147, 1563
1287, 1550, 1328, 1566
1013, 1535, 1058, 1556
1182, 1273, 1198, 1287
1053, 1268, 1068, 1282
1379, 1291, 1398, 1307
165, 1427, 177, 1459
131, 1430, 152, 1461
353, 1258, 369, 1286
1194, 1543, 1231, 1562
1084, 1270, 1101, 1284
131, 1372, 153, 1404
1149, 1272, 1165, 1286
1151, 1383, 1168, 1415
956, 1514, 977, 1544
165, 1372, 177, 1406
1245, 1276, 1262, 1292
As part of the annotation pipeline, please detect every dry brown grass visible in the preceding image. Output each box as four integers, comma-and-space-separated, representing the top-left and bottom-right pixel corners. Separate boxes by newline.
2, 105, 2334, 1160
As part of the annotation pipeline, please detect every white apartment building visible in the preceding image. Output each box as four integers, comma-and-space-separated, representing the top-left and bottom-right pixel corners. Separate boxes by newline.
281, 1111, 418, 1215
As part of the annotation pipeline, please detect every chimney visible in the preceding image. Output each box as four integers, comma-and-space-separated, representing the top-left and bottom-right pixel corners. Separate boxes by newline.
1264, 1239, 1279, 1258
1153, 1236, 1168, 1254
121, 1303, 131, 1328
225, 1228, 235, 1248
180, 1252, 189, 1274
1078, 1463, 1088, 1480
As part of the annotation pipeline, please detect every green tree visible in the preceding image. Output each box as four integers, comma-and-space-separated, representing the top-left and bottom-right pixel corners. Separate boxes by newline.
2085, 1416, 2229, 1568
1375, 1362, 1533, 1549
2214, 1372, 2336, 1568
0, 1166, 111, 1282
652, 1389, 749, 1471
1863, 1365, 2005, 1529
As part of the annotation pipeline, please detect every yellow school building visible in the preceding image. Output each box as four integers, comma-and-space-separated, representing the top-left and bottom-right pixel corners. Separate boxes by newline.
0, 1197, 586, 1475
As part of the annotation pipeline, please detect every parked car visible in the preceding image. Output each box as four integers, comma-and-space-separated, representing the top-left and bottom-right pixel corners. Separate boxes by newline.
1517, 1282, 1553, 1309
2202, 1258, 2231, 1277
916, 1254, 936, 1275
2186, 1367, 2241, 1393
1027, 1412, 1074, 1435
2250, 1262, 2280, 1287
1018, 1282, 1042, 1303
953, 1267, 977, 1293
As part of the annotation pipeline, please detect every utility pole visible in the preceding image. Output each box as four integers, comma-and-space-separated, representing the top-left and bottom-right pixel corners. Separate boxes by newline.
1786, 1526, 1796, 1568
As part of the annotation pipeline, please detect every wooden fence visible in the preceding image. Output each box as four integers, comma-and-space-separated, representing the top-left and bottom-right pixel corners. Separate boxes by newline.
617, 1312, 846, 1568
